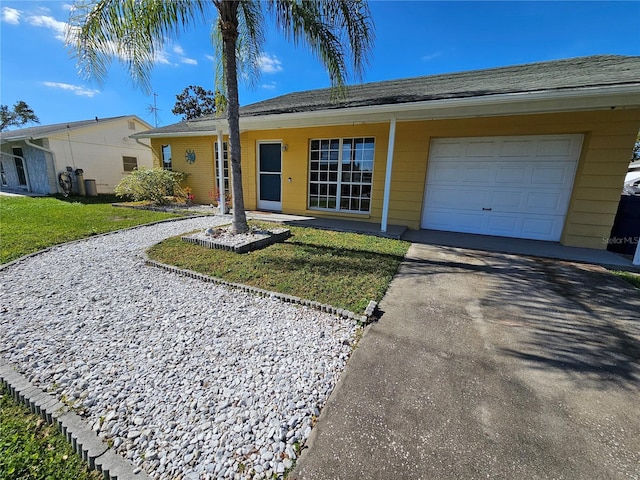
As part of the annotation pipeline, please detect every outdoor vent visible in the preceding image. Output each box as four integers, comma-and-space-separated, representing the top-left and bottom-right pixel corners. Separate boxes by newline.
128, 120, 136, 130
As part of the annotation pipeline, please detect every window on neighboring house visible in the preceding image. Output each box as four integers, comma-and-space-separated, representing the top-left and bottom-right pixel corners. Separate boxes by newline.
12, 147, 27, 186
161, 144, 172, 170
128, 120, 136, 130
309, 137, 374, 213
1, 161, 7, 186
123, 155, 138, 172
214, 141, 229, 194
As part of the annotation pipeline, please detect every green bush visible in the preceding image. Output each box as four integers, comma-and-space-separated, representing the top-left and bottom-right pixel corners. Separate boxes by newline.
114, 167, 186, 205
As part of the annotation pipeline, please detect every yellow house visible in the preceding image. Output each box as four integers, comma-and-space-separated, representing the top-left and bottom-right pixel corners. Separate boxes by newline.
134, 55, 640, 252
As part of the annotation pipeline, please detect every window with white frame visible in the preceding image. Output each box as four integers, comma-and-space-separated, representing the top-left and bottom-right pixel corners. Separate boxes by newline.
122, 155, 138, 172
214, 141, 229, 194
161, 144, 172, 170
309, 137, 374, 212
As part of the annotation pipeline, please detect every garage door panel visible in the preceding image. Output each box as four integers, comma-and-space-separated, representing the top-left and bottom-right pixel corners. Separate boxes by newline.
425, 210, 485, 231
422, 134, 582, 241
462, 166, 493, 182
491, 191, 525, 210
531, 164, 574, 186
500, 140, 533, 157
525, 191, 568, 214
427, 187, 486, 210
430, 164, 461, 182
431, 141, 465, 157
495, 165, 527, 183
466, 140, 497, 157
521, 217, 562, 239
487, 215, 520, 235
536, 138, 575, 156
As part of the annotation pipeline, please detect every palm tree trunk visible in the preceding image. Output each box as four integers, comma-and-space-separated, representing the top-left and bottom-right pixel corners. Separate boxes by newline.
220, 5, 249, 234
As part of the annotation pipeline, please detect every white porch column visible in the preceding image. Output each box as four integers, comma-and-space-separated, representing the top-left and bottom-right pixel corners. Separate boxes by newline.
381, 116, 397, 233
216, 130, 227, 215
633, 240, 640, 266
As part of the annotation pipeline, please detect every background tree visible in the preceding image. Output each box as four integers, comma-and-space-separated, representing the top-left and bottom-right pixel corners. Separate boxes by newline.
0, 101, 40, 131
172, 85, 217, 121
68, 0, 374, 233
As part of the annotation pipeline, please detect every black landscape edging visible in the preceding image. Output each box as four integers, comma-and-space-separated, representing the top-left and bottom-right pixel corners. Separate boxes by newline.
0, 361, 151, 480
144, 256, 374, 324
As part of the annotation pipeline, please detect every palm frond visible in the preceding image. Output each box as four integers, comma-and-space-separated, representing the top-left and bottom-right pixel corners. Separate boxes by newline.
212, 0, 264, 99
266, 0, 374, 95
67, 0, 211, 92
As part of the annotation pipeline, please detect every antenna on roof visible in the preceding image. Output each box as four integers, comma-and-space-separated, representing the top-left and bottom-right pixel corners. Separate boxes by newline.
146, 92, 160, 127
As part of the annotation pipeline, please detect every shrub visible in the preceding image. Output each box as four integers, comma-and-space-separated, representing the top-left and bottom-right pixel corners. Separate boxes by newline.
114, 167, 186, 205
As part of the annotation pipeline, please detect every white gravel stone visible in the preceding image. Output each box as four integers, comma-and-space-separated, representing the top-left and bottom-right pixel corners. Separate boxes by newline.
0, 216, 357, 479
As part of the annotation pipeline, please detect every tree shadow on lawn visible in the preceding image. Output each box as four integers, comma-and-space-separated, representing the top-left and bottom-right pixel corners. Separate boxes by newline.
45, 193, 122, 205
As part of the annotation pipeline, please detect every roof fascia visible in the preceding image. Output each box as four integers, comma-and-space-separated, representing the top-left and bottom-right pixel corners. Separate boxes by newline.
45, 116, 147, 140
1, 116, 151, 142
131, 129, 217, 139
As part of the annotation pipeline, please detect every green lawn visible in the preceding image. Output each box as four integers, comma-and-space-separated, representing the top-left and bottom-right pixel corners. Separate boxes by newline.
612, 270, 640, 289
0, 195, 182, 264
0, 388, 102, 480
148, 222, 410, 314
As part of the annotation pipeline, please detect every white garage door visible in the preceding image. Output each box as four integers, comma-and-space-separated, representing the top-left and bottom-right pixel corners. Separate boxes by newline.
421, 134, 583, 241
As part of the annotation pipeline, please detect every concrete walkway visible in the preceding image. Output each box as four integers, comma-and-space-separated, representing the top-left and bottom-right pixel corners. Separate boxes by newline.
403, 229, 638, 271
290, 243, 640, 480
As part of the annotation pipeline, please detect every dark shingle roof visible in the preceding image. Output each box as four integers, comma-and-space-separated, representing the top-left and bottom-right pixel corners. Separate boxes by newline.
134, 55, 640, 137
0, 115, 143, 141
130, 119, 216, 137
238, 55, 639, 117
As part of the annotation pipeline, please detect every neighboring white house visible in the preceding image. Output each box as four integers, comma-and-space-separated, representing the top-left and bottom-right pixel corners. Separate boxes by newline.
624, 160, 640, 195
0, 115, 153, 195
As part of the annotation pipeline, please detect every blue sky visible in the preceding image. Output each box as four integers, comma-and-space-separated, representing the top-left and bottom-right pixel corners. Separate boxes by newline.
1, 1, 639, 129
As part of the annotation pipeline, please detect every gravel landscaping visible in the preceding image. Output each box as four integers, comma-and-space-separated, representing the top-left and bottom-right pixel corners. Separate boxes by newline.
0, 216, 358, 479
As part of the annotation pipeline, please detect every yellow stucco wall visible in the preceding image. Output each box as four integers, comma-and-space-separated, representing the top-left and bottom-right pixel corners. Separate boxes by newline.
151, 107, 640, 249
151, 136, 227, 204
242, 124, 390, 217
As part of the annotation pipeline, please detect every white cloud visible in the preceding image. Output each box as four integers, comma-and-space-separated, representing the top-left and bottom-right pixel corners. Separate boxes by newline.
181, 57, 198, 66
2, 7, 21, 25
205, 54, 215, 62
43, 82, 100, 98
26, 14, 67, 41
261, 81, 277, 90
153, 48, 173, 66
173, 45, 185, 55
421, 52, 442, 62
257, 54, 283, 74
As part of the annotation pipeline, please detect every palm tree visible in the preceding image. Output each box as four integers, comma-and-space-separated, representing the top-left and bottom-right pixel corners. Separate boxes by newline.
67, 0, 374, 234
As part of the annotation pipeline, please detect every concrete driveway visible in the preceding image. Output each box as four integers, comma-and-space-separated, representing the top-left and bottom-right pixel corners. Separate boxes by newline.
291, 243, 640, 480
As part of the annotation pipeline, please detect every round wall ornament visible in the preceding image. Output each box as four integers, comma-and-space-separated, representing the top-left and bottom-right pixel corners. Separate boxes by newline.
185, 149, 196, 164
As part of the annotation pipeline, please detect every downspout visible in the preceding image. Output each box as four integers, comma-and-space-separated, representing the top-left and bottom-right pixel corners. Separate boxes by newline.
216, 129, 227, 214
381, 116, 397, 233
0, 151, 31, 192
25, 138, 57, 194
134, 137, 154, 167
134, 137, 151, 150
